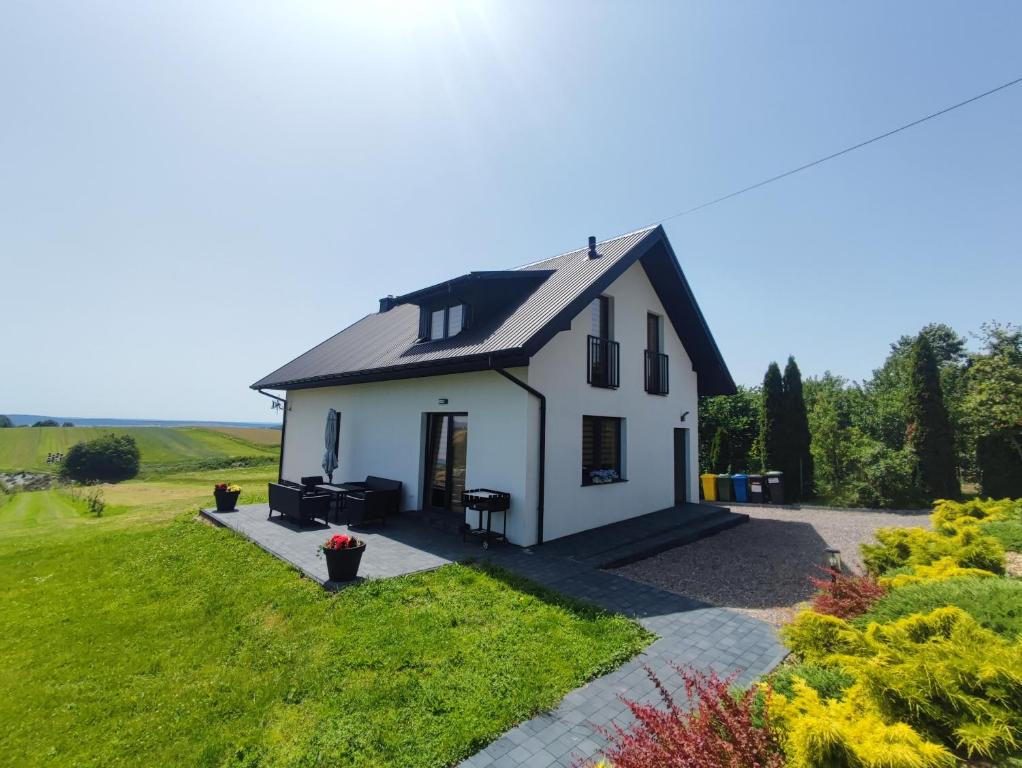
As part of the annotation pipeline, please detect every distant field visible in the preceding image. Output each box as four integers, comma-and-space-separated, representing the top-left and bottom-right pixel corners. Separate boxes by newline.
0, 426, 279, 473
206, 425, 281, 446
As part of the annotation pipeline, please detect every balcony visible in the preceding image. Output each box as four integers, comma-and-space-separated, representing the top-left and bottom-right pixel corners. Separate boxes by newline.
644, 350, 669, 395
587, 335, 620, 389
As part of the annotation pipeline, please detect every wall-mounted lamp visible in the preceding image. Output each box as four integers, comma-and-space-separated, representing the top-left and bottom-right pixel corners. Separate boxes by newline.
680, 411, 689, 423
438, 398, 449, 405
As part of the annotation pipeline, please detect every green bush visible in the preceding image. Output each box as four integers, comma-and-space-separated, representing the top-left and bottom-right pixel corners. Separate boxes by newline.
855, 576, 1022, 639
849, 442, 919, 509
861, 526, 1005, 576
60, 433, 140, 483
983, 519, 1022, 551
769, 662, 854, 701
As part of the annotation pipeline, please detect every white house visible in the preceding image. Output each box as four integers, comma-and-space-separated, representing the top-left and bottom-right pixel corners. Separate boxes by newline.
252, 225, 735, 546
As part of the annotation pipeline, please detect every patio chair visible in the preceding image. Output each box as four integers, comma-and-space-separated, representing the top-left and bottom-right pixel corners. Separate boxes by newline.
267, 482, 330, 527
343, 476, 402, 527
300, 475, 326, 495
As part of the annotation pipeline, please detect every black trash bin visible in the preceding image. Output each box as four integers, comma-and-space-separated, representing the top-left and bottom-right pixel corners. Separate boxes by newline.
715, 473, 732, 502
747, 474, 764, 503
765, 471, 785, 504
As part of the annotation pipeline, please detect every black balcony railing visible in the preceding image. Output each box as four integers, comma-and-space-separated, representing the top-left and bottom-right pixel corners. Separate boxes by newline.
644, 350, 669, 395
587, 335, 620, 389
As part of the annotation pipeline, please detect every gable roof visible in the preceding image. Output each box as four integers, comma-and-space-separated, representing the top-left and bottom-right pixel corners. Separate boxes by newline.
251, 225, 735, 396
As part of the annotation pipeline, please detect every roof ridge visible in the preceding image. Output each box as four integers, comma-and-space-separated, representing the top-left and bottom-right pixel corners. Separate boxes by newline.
511, 224, 659, 270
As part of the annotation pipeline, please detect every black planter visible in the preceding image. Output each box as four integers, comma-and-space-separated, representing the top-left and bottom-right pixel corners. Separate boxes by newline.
323, 542, 366, 582
214, 490, 240, 512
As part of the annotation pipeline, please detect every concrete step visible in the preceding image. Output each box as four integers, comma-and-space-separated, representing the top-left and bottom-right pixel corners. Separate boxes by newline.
592, 509, 749, 569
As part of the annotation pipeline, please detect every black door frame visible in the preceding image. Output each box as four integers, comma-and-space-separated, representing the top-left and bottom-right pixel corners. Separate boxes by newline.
423, 412, 468, 512
673, 428, 689, 504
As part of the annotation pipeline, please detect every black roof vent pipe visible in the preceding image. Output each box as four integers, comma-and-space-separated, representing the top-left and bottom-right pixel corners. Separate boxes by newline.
588, 235, 598, 259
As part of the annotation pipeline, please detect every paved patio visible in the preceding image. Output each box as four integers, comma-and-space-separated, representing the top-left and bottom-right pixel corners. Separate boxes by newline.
202, 503, 483, 586
201, 504, 787, 767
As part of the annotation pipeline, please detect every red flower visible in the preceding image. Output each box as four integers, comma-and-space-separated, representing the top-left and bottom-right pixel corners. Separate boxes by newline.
323, 534, 359, 551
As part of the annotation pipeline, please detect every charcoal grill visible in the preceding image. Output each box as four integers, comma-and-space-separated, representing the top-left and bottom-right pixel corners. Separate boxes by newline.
461, 488, 511, 548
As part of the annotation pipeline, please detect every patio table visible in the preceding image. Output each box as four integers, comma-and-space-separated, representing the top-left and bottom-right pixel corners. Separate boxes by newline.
316, 483, 365, 524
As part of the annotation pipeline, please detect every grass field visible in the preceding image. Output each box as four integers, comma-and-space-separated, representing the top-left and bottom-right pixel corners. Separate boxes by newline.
0, 469, 649, 767
207, 425, 282, 446
0, 426, 279, 473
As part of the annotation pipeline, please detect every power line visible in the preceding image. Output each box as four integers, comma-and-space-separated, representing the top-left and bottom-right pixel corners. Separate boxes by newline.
649, 75, 1022, 225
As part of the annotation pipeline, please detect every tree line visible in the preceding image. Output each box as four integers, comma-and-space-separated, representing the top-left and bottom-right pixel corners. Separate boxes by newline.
0, 417, 75, 427
700, 322, 1022, 507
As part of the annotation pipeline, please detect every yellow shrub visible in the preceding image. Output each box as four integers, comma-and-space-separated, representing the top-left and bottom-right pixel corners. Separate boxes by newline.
931, 498, 1015, 534
784, 607, 1022, 759
880, 556, 998, 588
861, 525, 1005, 576
781, 610, 867, 665
771, 679, 954, 768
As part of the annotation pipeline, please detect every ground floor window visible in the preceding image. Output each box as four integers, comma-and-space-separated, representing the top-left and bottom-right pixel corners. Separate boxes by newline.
582, 415, 623, 485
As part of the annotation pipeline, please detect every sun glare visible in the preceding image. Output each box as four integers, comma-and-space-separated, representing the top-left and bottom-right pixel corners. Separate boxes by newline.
309, 0, 481, 36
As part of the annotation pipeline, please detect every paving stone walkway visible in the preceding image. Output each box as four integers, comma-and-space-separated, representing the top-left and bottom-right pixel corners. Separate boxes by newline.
201, 505, 787, 767
459, 551, 787, 767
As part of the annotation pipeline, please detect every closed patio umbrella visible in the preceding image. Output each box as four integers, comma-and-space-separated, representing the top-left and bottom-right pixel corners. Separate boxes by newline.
323, 409, 339, 481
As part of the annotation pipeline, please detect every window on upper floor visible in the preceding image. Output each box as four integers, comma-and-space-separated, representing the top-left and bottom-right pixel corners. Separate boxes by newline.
591, 295, 611, 339
645, 312, 669, 395
647, 312, 662, 353
424, 303, 467, 341
587, 295, 619, 388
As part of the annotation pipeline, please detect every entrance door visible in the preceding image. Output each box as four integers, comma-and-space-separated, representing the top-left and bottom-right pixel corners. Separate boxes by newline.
424, 413, 468, 512
673, 428, 688, 504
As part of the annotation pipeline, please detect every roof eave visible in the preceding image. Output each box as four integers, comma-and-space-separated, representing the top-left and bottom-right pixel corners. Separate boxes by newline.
249, 349, 530, 391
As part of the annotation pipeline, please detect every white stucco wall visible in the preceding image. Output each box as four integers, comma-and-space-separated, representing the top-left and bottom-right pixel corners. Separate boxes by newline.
279, 368, 539, 545
527, 260, 700, 543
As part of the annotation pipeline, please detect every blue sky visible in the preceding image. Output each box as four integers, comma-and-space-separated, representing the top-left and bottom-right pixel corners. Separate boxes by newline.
3, 1, 1020, 422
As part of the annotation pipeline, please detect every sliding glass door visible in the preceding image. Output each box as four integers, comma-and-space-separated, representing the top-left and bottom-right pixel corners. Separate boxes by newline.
425, 413, 468, 513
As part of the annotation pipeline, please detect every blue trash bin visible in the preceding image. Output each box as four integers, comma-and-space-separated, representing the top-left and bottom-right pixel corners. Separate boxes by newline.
732, 473, 749, 502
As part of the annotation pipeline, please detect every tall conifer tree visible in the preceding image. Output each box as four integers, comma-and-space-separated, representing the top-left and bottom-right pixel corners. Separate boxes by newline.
783, 356, 814, 500
907, 334, 960, 500
760, 362, 784, 472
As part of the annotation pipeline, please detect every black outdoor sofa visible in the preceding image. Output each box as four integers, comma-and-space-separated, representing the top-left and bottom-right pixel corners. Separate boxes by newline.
341, 476, 402, 527
267, 482, 330, 527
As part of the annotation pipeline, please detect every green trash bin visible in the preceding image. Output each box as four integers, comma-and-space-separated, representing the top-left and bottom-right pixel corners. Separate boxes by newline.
715, 474, 732, 502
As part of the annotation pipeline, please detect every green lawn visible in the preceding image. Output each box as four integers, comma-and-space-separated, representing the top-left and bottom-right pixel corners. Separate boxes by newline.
0, 426, 279, 474
0, 477, 649, 768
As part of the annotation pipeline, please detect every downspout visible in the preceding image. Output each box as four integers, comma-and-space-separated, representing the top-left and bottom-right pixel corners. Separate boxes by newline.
494, 368, 546, 545
257, 389, 288, 483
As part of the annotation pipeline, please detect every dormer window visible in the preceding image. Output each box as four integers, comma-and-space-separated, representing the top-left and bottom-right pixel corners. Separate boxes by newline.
424, 303, 467, 341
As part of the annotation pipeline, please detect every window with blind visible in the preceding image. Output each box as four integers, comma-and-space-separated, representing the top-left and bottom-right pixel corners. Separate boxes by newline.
424, 303, 467, 341
582, 415, 623, 485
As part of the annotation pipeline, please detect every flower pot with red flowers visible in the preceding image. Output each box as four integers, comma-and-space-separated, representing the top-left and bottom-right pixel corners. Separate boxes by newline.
320, 534, 366, 581
213, 483, 241, 512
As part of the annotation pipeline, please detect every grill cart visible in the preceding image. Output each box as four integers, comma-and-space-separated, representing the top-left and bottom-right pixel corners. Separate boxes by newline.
461, 488, 511, 549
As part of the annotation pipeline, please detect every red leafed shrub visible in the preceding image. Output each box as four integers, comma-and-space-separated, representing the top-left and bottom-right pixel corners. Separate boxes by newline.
809, 568, 886, 619
587, 664, 783, 768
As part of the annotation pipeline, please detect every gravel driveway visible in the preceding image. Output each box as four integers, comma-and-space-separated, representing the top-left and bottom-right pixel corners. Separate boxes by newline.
615, 505, 931, 626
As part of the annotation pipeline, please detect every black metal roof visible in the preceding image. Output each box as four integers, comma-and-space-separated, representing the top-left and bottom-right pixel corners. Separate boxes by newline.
251, 225, 736, 396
